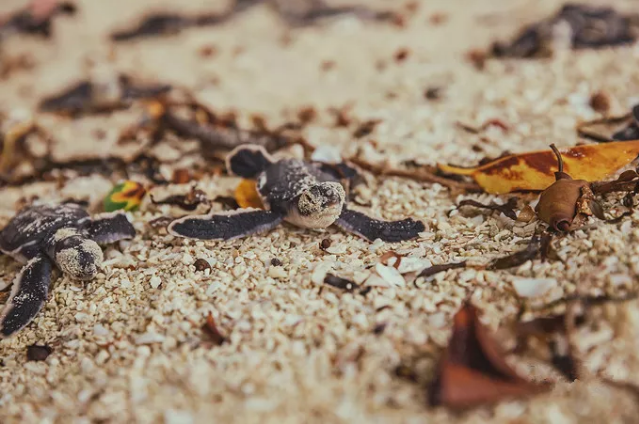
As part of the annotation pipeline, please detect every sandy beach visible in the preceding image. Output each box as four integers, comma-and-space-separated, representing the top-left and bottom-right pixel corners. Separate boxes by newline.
1, 0, 639, 422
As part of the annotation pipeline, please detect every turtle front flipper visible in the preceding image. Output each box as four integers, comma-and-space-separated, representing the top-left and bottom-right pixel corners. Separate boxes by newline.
168, 209, 284, 241
0, 254, 53, 338
84, 212, 136, 245
226, 145, 274, 178
335, 208, 425, 242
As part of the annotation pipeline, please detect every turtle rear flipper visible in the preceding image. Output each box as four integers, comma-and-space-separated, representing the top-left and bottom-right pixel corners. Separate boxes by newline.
226, 145, 274, 178
0, 254, 53, 338
168, 209, 284, 241
335, 208, 425, 242
84, 212, 136, 245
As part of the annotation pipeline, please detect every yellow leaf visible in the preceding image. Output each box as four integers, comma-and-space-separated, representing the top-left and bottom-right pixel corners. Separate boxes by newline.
235, 179, 264, 209
437, 141, 639, 194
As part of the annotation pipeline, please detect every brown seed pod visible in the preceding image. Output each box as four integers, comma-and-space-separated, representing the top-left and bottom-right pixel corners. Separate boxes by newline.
535, 145, 590, 231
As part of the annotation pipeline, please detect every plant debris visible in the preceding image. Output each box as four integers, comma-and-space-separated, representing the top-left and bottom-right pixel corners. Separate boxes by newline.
438, 141, 639, 194
458, 197, 518, 220
193, 258, 211, 272
150, 188, 208, 211
323, 274, 360, 293
352, 119, 381, 138
489, 234, 552, 270
26, 344, 53, 361
417, 261, 467, 280
578, 104, 639, 142
38, 75, 171, 116
0, 1, 76, 40
104, 181, 146, 212
111, 1, 397, 42
492, 4, 639, 59
235, 179, 264, 209
349, 155, 480, 192
428, 302, 548, 408
535, 145, 604, 231
201, 312, 227, 346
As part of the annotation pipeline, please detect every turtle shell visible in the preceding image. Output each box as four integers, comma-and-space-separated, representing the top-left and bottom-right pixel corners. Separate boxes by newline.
0, 203, 90, 259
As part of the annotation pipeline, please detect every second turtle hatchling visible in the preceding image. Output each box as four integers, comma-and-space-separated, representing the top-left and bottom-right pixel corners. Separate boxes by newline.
0, 203, 136, 338
169, 145, 425, 242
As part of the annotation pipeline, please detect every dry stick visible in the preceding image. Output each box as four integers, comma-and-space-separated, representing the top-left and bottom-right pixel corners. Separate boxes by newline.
348, 156, 481, 192
549, 144, 564, 173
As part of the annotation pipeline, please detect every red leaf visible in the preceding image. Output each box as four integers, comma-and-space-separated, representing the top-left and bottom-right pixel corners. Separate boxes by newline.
429, 303, 548, 408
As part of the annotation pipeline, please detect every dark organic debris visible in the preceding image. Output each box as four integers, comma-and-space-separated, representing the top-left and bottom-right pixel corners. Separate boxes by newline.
0, 1, 76, 40
429, 302, 548, 408
323, 274, 360, 293
578, 104, 639, 142
592, 168, 639, 195
352, 119, 382, 138
492, 4, 639, 59
348, 156, 481, 192
270, 258, 283, 267
424, 87, 444, 101
38, 75, 171, 115
160, 109, 291, 153
418, 261, 467, 280
150, 188, 209, 211
319, 238, 332, 251
26, 344, 53, 361
535, 144, 602, 232
194, 258, 211, 272
379, 251, 404, 269
201, 312, 227, 346
489, 234, 551, 270
458, 197, 518, 220
589, 91, 611, 115
111, 1, 397, 42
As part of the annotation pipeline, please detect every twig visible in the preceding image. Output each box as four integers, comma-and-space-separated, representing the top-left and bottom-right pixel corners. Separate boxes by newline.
348, 156, 481, 192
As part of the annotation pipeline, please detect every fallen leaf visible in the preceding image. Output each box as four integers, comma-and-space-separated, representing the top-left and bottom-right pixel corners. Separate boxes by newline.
438, 141, 639, 194
429, 302, 548, 408
458, 197, 518, 220
201, 312, 226, 346
235, 179, 264, 209
104, 181, 146, 212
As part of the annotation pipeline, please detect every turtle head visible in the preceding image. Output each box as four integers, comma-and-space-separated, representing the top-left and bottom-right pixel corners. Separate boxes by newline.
292, 182, 345, 228
50, 229, 104, 280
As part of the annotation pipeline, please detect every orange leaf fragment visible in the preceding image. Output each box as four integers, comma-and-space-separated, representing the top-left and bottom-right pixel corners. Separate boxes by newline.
429, 302, 548, 408
438, 141, 639, 194
235, 179, 264, 209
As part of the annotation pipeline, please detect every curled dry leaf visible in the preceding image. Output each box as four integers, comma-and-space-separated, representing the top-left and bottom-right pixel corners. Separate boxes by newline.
535, 145, 602, 231
201, 312, 226, 346
379, 251, 404, 269
438, 141, 639, 194
458, 197, 518, 220
517, 204, 536, 222
429, 302, 548, 408
235, 179, 264, 209
578, 104, 639, 142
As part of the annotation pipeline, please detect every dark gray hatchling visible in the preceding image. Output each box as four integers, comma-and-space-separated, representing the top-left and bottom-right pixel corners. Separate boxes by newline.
169, 145, 425, 242
0, 203, 136, 338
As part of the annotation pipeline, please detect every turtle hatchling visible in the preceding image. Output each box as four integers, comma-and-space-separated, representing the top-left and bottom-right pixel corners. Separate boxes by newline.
0, 203, 136, 338
169, 145, 425, 242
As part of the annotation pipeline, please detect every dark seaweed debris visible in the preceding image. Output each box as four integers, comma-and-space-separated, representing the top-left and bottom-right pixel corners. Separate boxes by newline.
111, 0, 396, 42
492, 4, 639, 58
458, 198, 518, 220
38, 75, 171, 115
0, 1, 76, 40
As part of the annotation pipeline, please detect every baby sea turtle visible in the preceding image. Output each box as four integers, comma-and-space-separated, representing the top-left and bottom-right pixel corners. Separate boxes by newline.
169, 146, 425, 242
0, 203, 136, 338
